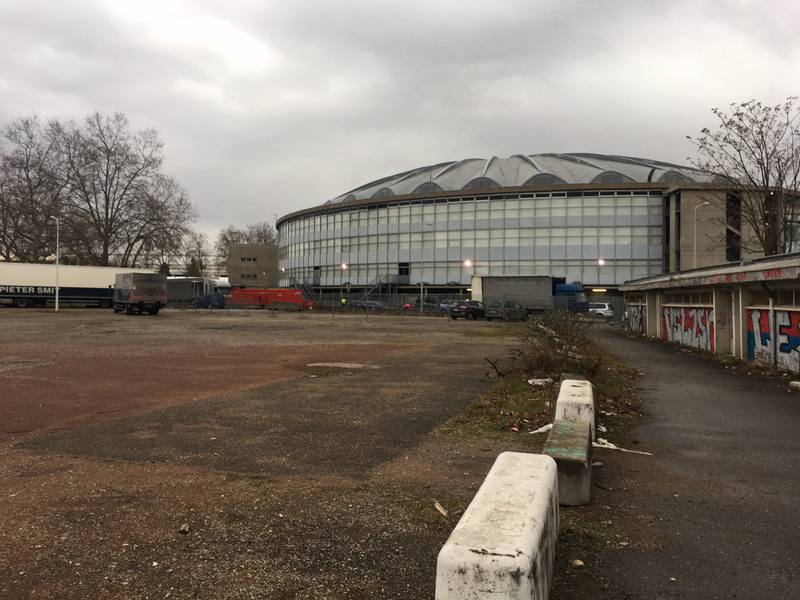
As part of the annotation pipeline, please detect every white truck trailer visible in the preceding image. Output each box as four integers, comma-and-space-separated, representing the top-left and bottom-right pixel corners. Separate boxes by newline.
470, 275, 590, 313
0, 262, 146, 308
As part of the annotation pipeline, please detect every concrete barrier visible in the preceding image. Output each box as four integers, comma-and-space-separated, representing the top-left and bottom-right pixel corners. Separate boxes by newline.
435, 452, 559, 600
553, 379, 595, 440
543, 420, 592, 506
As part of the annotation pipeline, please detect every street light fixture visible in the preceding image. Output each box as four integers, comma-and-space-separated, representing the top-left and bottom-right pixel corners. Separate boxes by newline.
694, 201, 710, 269
463, 259, 474, 295
50, 216, 60, 312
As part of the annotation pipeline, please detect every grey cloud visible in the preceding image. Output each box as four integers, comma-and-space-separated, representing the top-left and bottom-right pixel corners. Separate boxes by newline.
1, 0, 798, 240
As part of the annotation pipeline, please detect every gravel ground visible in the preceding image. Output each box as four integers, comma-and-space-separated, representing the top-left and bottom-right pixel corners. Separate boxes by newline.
1, 308, 538, 600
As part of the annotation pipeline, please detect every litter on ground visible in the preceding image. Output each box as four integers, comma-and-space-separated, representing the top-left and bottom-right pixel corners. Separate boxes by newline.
529, 423, 553, 434
593, 438, 653, 455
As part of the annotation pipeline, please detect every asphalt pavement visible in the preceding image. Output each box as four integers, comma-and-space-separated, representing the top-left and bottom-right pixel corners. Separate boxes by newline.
591, 325, 800, 599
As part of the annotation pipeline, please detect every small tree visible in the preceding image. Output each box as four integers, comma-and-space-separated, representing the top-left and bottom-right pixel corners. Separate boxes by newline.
183, 231, 209, 276
688, 97, 800, 256
513, 310, 602, 380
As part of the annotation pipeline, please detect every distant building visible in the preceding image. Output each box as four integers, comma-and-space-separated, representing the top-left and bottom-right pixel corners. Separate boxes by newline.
227, 244, 278, 288
275, 153, 775, 297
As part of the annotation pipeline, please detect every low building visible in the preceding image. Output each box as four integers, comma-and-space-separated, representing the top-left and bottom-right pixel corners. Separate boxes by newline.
621, 253, 800, 371
227, 244, 278, 288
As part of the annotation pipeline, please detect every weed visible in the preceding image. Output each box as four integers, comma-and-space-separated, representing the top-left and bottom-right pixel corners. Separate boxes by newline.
440, 311, 640, 447
512, 311, 603, 380
438, 373, 557, 445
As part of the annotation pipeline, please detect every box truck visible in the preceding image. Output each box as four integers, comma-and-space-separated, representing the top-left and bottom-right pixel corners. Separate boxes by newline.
113, 273, 168, 315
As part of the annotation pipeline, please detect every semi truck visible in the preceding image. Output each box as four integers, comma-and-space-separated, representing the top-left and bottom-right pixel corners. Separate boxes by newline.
113, 273, 168, 315
470, 275, 589, 313
0, 262, 147, 308
230, 288, 315, 310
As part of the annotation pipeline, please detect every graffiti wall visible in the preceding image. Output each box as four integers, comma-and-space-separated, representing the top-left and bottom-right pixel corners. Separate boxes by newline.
747, 309, 800, 372
626, 305, 645, 334
662, 306, 715, 352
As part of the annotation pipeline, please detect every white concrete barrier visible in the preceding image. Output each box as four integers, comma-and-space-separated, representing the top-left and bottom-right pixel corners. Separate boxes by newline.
435, 452, 559, 600
554, 379, 595, 440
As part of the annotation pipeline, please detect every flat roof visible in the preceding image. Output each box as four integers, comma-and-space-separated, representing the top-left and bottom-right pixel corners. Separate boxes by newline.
620, 253, 800, 291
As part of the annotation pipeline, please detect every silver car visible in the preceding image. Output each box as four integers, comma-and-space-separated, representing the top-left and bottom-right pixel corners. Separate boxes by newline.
589, 302, 614, 318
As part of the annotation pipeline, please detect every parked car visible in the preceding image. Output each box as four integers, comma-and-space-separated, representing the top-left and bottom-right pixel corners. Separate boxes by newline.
485, 300, 528, 322
194, 292, 226, 309
403, 301, 439, 312
589, 302, 614, 318
357, 300, 389, 311
449, 300, 486, 320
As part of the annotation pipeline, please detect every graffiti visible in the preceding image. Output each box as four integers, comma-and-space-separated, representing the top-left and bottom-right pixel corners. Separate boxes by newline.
627, 305, 644, 334
662, 306, 715, 352
747, 309, 800, 372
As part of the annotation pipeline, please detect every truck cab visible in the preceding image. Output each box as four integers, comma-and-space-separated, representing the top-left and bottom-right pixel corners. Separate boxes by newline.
553, 283, 589, 312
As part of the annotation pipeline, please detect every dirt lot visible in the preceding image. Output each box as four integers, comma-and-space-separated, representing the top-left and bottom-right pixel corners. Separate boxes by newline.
1, 308, 552, 600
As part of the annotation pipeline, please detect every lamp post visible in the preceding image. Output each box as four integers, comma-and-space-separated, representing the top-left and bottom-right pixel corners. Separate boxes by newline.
693, 201, 710, 269
341, 262, 348, 303
50, 216, 60, 312
419, 222, 433, 313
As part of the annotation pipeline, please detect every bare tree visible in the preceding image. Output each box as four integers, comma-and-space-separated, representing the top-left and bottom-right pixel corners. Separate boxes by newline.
123, 175, 196, 268
0, 111, 198, 267
56, 112, 197, 266
0, 115, 66, 262
214, 221, 276, 265
183, 231, 210, 276
688, 97, 800, 255
245, 221, 278, 245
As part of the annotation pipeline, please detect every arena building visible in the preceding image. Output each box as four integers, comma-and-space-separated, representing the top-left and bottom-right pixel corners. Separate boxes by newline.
276, 153, 745, 299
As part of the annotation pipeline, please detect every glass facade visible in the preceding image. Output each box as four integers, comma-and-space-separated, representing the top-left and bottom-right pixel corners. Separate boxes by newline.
278, 189, 665, 288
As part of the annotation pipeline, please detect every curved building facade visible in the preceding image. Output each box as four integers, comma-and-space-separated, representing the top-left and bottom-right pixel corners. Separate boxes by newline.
276, 153, 712, 292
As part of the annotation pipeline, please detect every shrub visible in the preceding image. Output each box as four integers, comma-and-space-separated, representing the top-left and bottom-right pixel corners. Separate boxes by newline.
512, 310, 603, 380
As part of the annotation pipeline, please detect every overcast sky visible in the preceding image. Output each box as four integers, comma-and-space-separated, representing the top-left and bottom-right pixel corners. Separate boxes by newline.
1, 0, 798, 240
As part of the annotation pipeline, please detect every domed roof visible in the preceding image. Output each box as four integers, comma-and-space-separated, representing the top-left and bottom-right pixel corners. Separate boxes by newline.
325, 153, 708, 205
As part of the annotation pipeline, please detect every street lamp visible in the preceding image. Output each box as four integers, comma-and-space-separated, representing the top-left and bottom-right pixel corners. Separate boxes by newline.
694, 201, 710, 269
419, 222, 433, 313
341, 262, 348, 295
50, 216, 60, 312
332, 263, 348, 318
463, 259, 473, 295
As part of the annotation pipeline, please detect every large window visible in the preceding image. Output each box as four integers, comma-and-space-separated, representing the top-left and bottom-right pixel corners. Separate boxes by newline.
278, 188, 665, 287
